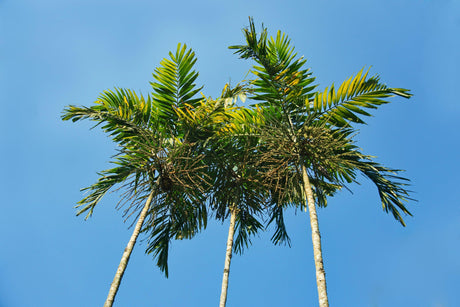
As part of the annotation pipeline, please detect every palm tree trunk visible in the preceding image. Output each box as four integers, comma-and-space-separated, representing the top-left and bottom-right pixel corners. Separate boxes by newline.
219, 208, 237, 307
301, 165, 329, 307
103, 190, 155, 307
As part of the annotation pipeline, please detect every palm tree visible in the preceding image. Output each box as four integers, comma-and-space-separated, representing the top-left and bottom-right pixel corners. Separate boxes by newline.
182, 85, 269, 307
211, 127, 268, 307
229, 18, 414, 307
62, 44, 219, 306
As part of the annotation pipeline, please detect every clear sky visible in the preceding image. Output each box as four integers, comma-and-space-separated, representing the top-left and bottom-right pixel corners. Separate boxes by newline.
1, 1, 459, 306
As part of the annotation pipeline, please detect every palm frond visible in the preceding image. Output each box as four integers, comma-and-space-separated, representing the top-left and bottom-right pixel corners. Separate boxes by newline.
144, 186, 208, 277
230, 17, 316, 117
150, 43, 203, 131
313, 68, 412, 127
266, 203, 291, 246
62, 89, 159, 148
75, 147, 152, 220
355, 161, 414, 226
233, 208, 264, 254
75, 165, 134, 219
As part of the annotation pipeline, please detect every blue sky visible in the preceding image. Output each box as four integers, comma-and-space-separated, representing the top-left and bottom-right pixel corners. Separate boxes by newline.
1, 0, 459, 306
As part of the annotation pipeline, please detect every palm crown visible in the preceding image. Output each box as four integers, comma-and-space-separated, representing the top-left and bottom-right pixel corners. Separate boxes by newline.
62, 44, 220, 276
229, 18, 413, 227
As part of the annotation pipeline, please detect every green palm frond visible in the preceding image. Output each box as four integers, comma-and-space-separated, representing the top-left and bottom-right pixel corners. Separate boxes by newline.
175, 96, 232, 144
230, 17, 316, 115
219, 106, 262, 137
76, 164, 136, 219
62, 88, 158, 147
144, 207, 171, 276
144, 188, 208, 277
313, 68, 412, 127
233, 208, 264, 254
150, 43, 203, 131
353, 160, 414, 226
62, 88, 152, 125
267, 202, 291, 246
74, 139, 157, 219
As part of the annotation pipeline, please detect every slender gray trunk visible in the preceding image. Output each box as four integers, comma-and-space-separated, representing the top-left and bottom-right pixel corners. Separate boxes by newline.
301, 165, 329, 307
219, 208, 237, 307
103, 190, 155, 307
